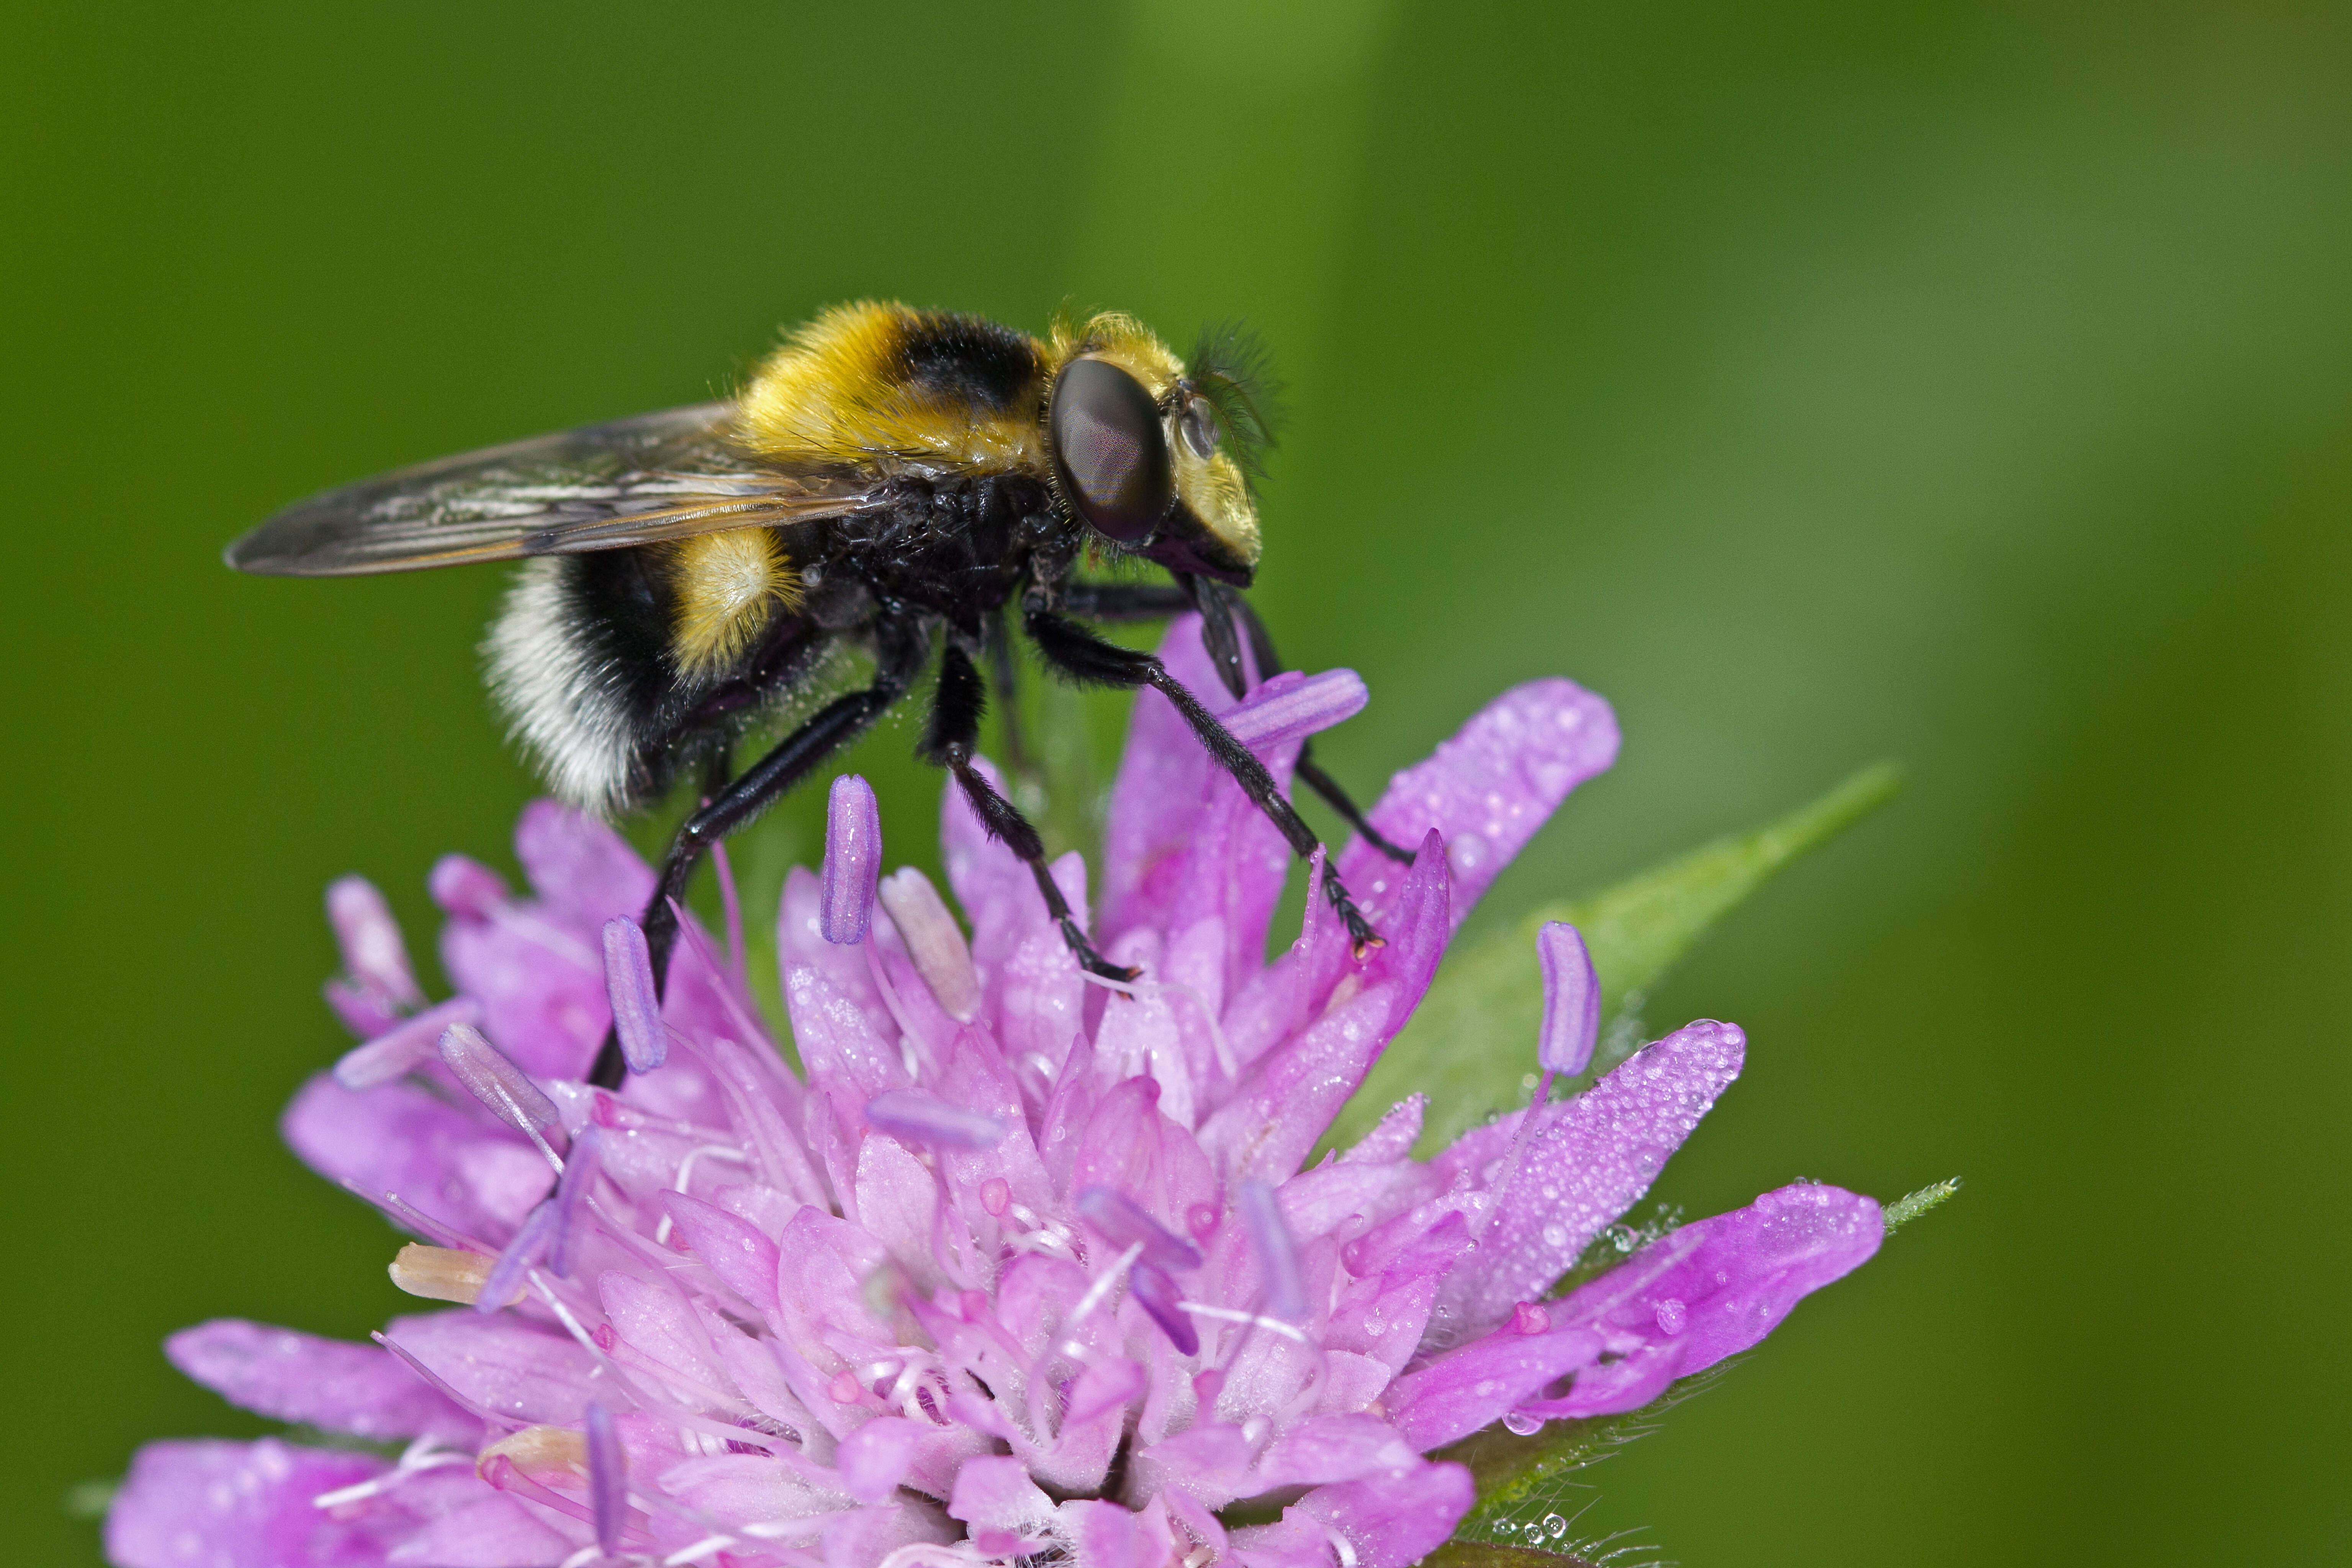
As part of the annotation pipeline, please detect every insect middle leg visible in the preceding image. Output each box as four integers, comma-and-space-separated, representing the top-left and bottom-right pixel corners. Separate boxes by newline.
925, 641, 1139, 985
586, 631, 923, 1089
1059, 580, 1416, 866
1023, 604, 1388, 955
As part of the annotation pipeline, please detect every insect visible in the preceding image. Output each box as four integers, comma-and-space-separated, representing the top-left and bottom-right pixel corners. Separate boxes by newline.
228, 302, 1412, 1089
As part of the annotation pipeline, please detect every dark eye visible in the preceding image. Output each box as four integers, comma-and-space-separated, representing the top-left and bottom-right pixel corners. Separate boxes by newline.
1049, 358, 1173, 544
1179, 394, 1220, 459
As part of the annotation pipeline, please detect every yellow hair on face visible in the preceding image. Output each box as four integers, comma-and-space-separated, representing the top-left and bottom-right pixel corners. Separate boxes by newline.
670, 529, 799, 675
1052, 309, 1262, 569
1048, 309, 1186, 394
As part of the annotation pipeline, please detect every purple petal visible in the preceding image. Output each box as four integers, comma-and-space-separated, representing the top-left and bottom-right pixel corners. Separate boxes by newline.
331, 996, 481, 1091
948, 1454, 1059, 1533
1440, 1019, 1744, 1338
325, 875, 422, 1008
600, 917, 666, 1073
836, 1414, 924, 1504
435, 912, 605, 1081
1252, 1414, 1420, 1489
438, 1024, 563, 1147
1200, 837, 1450, 1181
1238, 1180, 1309, 1323
374, 1493, 570, 1566
513, 798, 656, 928
1064, 1498, 1183, 1568
866, 1088, 1007, 1151
1535, 921, 1600, 1076
1380, 1323, 1606, 1450
164, 1321, 473, 1444
1527, 1182, 1884, 1420
1336, 678, 1618, 931
282, 1074, 551, 1239
381, 1311, 599, 1426
660, 1190, 781, 1314
1077, 1185, 1202, 1271
105, 1439, 401, 1568
1128, 1260, 1200, 1355
876, 867, 980, 1021
1292, 1459, 1475, 1568
821, 773, 883, 943
586, 1400, 625, 1553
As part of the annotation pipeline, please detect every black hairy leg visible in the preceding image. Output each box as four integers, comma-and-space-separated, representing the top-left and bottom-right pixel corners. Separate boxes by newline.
1024, 604, 1388, 957
1062, 579, 1416, 867
924, 642, 1139, 986
587, 627, 926, 1089
985, 607, 1030, 778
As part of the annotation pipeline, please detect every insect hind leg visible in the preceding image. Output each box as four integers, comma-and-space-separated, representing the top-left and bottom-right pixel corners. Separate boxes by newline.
586, 628, 923, 1090
926, 641, 1139, 986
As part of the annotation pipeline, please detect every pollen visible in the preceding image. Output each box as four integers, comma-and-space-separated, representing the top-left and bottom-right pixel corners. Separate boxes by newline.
388, 1243, 496, 1305
475, 1425, 588, 1484
671, 529, 799, 675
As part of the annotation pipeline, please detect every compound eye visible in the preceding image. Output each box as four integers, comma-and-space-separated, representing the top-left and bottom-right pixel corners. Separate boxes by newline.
1050, 357, 1174, 544
1179, 394, 1221, 459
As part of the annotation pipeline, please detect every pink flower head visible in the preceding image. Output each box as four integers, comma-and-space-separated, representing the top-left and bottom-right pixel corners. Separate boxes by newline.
112, 618, 1882, 1568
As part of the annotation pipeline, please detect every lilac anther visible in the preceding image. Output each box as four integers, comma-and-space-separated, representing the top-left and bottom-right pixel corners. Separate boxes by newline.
325, 875, 422, 1008
1128, 1262, 1199, 1355
548, 1124, 603, 1278
1238, 1179, 1309, 1323
585, 1400, 625, 1553
864, 1089, 1007, 1152
1075, 1185, 1202, 1272
475, 1199, 556, 1315
438, 1024, 563, 1147
1536, 922, 1601, 1078
821, 774, 882, 945
601, 917, 666, 1073
426, 854, 509, 920
1221, 668, 1370, 753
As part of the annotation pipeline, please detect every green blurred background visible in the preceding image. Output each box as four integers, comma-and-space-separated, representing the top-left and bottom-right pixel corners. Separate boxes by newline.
6, 2, 2348, 1561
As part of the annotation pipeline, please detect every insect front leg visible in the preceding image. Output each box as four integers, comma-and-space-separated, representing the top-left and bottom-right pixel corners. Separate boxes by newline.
924, 641, 1139, 986
1023, 604, 1387, 958
1223, 592, 1416, 866
586, 627, 925, 1090
1059, 580, 1416, 867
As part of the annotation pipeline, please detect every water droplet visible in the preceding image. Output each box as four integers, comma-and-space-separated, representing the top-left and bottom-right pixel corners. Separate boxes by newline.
1653, 1297, 1687, 1335
1541, 1224, 1568, 1249
1503, 1411, 1542, 1436
1544, 1514, 1567, 1539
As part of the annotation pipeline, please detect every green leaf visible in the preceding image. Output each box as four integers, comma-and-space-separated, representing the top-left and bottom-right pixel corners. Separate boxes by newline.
1331, 762, 1904, 1155
1883, 1175, 1964, 1234
1426, 1544, 1602, 1568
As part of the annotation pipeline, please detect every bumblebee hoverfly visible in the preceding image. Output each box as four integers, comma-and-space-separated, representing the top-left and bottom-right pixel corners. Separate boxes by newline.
228, 302, 1409, 1088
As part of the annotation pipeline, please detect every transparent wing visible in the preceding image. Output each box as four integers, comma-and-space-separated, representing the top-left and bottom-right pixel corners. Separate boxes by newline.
225, 402, 876, 576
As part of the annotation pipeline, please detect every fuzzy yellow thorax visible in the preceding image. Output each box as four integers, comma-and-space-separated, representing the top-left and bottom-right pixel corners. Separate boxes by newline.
736, 300, 1044, 472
